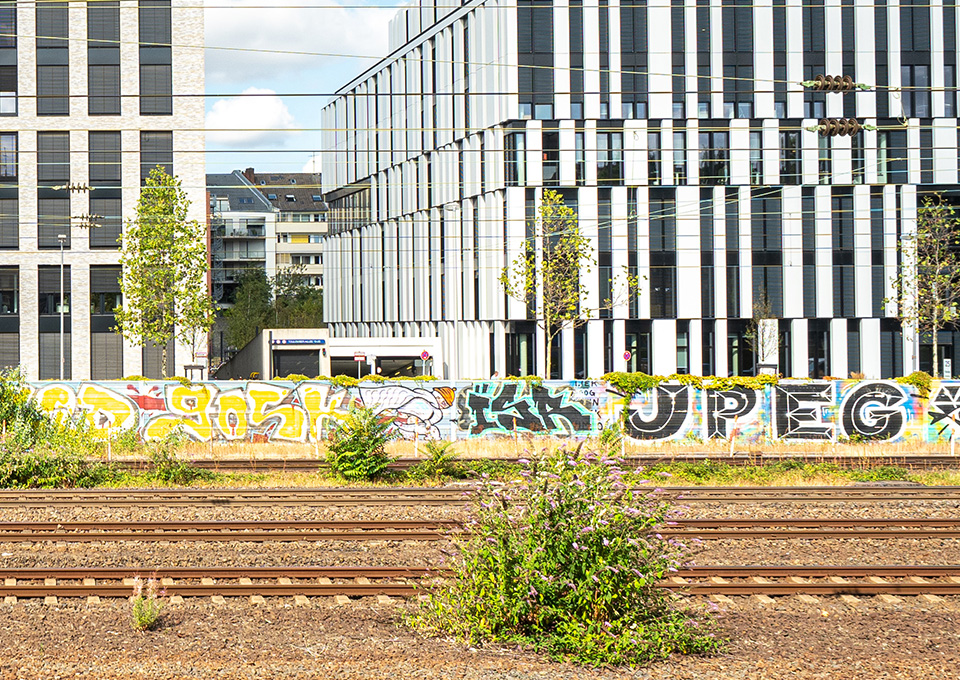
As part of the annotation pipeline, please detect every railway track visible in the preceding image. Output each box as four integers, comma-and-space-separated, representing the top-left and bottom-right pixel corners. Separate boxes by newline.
1, 565, 957, 600
0, 518, 958, 541
0, 485, 957, 507
114, 454, 960, 473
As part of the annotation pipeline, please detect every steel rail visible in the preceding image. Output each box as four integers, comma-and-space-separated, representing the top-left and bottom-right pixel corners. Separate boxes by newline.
0, 486, 957, 507
113, 454, 960, 473
0, 518, 959, 542
1, 565, 959, 599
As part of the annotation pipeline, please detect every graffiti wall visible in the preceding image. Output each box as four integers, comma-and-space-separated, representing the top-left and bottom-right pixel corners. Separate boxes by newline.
24, 379, 960, 444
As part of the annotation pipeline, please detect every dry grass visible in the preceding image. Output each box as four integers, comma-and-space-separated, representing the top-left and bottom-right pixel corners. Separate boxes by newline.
176, 436, 960, 462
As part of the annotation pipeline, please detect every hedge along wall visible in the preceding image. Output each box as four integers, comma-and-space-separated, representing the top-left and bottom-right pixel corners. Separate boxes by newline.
24, 378, 960, 444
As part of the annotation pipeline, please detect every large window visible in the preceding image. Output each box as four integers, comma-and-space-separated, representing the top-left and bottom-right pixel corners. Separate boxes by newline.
38, 133, 70, 250
0, 267, 16, 314
779, 130, 800, 185
596, 130, 623, 185
90, 132, 122, 248
88, 0, 121, 115
900, 65, 930, 117
672, 130, 686, 185
698, 130, 729, 185
749, 131, 762, 184
36, 1, 68, 116
140, 131, 173, 182
504, 130, 526, 186
139, 0, 172, 115
878, 130, 908, 184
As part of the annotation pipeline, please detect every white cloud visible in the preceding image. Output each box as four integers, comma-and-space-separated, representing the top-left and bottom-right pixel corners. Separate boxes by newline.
302, 153, 322, 173
206, 87, 298, 148
205, 0, 394, 87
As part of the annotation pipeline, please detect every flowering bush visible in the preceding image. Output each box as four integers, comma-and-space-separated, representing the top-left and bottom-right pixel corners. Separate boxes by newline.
409, 447, 724, 666
131, 574, 165, 631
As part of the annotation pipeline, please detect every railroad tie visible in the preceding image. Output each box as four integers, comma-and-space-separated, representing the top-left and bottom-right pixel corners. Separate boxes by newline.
866, 576, 902, 605
3, 577, 14, 605
211, 595, 226, 605
318, 577, 332, 585
334, 595, 351, 605
947, 576, 960, 585
356, 577, 370, 585
376, 595, 394, 605
201, 578, 215, 586
707, 576, 735, 606
828, 576, 861, 607
786, 577, 819, 605
84, 578, 99, 605
747, 577, 776, 605
278, 578, 292, 585
294, 595, 310, 607
907, 576, 943, 603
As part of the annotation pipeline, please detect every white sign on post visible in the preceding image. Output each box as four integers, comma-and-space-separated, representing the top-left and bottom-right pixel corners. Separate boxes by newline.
944, 358, 953, 380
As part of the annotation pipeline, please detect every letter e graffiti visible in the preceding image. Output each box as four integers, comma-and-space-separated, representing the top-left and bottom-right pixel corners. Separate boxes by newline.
774, 383, 834, 440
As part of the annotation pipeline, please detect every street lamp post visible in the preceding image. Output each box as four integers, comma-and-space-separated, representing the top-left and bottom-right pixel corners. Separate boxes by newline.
58, 233, 66, 380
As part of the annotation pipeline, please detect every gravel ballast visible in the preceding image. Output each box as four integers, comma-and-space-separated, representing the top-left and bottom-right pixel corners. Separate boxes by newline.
0, 493, 957, 678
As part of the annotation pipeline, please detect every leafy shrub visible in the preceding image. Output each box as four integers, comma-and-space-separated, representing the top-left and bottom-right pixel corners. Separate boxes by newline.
410, 448, 724, 666
131, 574, 165, 631
896, 371, 933, 398
597, 421, 624, 455
0, 447, 120, 488
409, 440, 460, 481
848, 465, 911, 482
326, 405, 397, 480
145, 430, 214, 485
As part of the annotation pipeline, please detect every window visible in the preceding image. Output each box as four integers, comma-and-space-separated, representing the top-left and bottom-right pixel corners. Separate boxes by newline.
88, 1, 120, 115
818, 135, 832, 184
505, 130, 526, 186
38, 265, 70, 315
542, 128, 559, 185
267, 193, 278, 200
0, 66, 15, 115
89, 132, 121, 186
139, 0, 172, 115
749, 131, 762, 184
597, 130, 623, 185
698, 130, 729, 185
779, 130, 800, 184
140, 64, 172, 115
0, 132, 14, 179
90, 266, 122, 315
574, 131, 585, 184
852, 133, 865, 183
0, 266, 16, 315
648, 130, 661, 185
37, 65, 69, 116
672, 130, 686, 185
901, 65, 931, 117
0, 2, 15, 49
285, 194, 296, 202
311, 195, 323, 202
140, 131, 173, 182
38, 132, 69, 183
878, 130, 907, 184
89, 132, 121, 248
36, 1, 68, 116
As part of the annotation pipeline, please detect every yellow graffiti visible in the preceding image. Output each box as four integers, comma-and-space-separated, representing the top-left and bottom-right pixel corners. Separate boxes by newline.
143, 384, 215, 440
246, 383, 306, 441
299, 383, 349, 440
77, 383, 137, 435
216, 388, 250, 440
34, 384, 75, 423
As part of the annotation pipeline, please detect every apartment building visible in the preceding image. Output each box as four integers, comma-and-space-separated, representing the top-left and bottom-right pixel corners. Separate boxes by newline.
208, 170, 277, 304
322, 0, 960, 380
0, 0, 205, 380
242, 169, 327, 288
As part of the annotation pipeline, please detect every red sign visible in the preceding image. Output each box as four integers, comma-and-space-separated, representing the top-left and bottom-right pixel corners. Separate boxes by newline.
420, 351, 430, 361
623, 351, 632, 361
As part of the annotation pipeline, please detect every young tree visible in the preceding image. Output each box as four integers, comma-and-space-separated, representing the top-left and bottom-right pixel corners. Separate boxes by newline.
889, 194, 960, 378
500, 189, 633, 379
224, 269, 271, 350
115, 167, 215, 377
745, 288, 779, 375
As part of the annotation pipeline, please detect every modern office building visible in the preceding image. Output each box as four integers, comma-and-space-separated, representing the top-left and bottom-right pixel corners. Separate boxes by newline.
0, 0, 205, 380
321, 0, 960, 380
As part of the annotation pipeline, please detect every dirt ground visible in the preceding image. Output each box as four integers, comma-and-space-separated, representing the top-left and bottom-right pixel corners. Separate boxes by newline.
0, 594, 956, 680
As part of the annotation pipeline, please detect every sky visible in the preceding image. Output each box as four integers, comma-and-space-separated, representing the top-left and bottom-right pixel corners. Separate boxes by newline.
204, 0, 398, 176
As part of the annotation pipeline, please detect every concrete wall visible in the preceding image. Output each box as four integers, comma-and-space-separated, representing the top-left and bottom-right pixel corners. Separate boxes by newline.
27, 379, 960, 444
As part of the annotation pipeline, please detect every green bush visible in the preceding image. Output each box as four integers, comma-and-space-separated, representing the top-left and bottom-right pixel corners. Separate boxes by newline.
409, 448, 724, 666
325, 405, 397, 480
409, 440, 460, 481
0, 447, 120, 488
145, 430, 214, 485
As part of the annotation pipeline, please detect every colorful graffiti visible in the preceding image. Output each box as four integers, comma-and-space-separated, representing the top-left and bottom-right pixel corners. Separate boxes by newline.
23, 379, 960, 444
